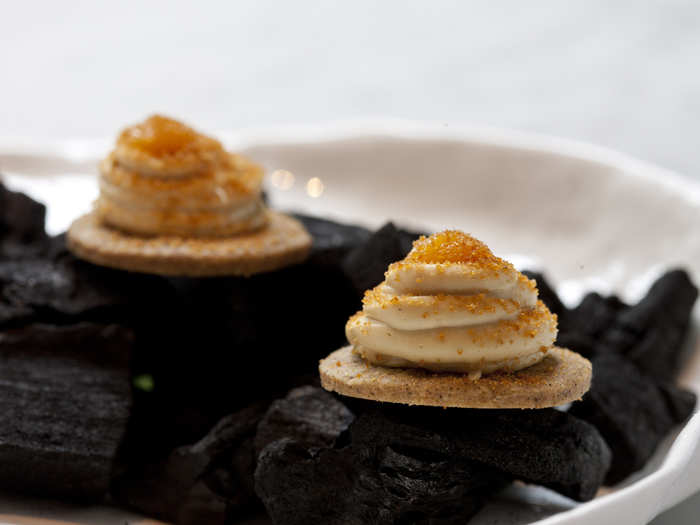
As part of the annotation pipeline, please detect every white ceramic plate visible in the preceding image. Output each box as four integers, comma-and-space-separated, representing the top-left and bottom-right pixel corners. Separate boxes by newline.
0, 120, 698, 525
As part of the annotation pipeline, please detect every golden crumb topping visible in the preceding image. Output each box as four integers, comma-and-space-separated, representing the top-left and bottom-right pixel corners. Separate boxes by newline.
117, 114, 223, 159
517, 273, 538, 293
406, 230, 504, 266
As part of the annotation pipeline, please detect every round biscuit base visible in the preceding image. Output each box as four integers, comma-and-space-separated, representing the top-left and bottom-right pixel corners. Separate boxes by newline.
320, 346, 592, 409
67, 210, 311, 277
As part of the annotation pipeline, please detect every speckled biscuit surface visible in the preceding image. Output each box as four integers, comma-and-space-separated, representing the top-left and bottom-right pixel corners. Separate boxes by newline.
320, 345, 591, 409
67, 210, 311, 277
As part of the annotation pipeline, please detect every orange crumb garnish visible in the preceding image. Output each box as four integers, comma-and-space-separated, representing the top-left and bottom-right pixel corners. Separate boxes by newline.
519, 273, 537, 290
118, 114, 223, 158
406, 230, 503, 266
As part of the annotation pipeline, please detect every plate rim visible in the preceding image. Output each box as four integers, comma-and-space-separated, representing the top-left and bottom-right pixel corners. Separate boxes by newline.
2, 117, 699, 207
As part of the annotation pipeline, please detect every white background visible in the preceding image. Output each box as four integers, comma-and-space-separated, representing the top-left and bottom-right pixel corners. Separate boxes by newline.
2, 0, 700, 179
1, 1, 699, 523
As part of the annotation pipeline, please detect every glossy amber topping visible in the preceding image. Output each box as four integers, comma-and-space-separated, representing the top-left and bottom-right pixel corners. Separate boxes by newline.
405, 230, 504, 266
117, 114, 223, 159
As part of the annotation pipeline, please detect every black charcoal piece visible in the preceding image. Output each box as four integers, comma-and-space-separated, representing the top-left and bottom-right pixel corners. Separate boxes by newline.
113, 403, 268, 524
0, 257, 125, 325
522, 270, 567, 319
342, 222, 423, 297
556, 292, 627, 359
395, 224, 426, 256
256, 437, 508, 525
570, 353, 696, 484
0, 181, 48, 254
255, 387, 508, 525
0, 238, 175, 329
555, 332, 599, 360
658, 382, 697, 423
293, 213, 371, 268
0, 322, 132, 501
351, 405, 610, 502
563, 292, 626, 337
601, 270, 697, 380
153, 263, 355, 444
255, 386, 354, 455
255, 387, 610, 525
150, 225, 369, 445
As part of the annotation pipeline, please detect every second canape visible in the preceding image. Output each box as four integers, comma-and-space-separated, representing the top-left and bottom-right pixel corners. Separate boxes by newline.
68, 115, 311, 277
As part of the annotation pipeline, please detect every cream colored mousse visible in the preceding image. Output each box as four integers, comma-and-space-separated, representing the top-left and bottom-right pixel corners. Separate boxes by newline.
346, 231, 558, 377
96, 114, 267, 238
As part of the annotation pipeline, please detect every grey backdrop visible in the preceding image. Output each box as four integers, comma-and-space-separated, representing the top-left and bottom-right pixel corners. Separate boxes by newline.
2, 0, 699, 180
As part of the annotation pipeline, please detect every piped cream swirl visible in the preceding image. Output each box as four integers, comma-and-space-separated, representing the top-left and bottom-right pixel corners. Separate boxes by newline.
96, 115, 268, 238
345, 231, 557, 375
